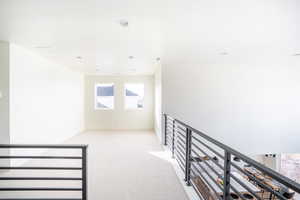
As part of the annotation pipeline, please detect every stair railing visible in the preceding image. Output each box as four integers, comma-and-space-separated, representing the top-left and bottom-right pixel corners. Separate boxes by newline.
164, 113, 300, 200
0, 144, 88, 200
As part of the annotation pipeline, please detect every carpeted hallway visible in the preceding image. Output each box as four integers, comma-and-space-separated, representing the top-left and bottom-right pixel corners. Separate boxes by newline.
66, 131, 189, 200
0, 131, 188, 200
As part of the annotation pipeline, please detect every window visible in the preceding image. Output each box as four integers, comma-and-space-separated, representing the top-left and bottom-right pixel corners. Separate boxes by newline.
95, 83, 114, 110
125, 83, 144, 109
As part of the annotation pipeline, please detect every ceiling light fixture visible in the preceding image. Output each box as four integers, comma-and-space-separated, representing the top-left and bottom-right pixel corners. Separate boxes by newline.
76, 56, 84, 64
34, 46, 52, 49
128, 56, 134, 59
220, 52, 229, 55
119, 19, 129, 27
156, 57, 161, 61
96, 66, 101, 72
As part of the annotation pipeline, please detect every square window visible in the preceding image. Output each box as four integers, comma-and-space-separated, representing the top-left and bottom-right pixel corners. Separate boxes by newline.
95, 83, 114, 110
125, 83, 144, 109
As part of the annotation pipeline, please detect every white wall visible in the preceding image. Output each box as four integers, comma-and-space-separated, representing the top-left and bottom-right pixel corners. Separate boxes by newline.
0, 41, 10, 144
9, 44, 84, 144
0, 41, 10, 167
84, 75, 154, 130
162, 57, 300, 155
154, 65, 162, 143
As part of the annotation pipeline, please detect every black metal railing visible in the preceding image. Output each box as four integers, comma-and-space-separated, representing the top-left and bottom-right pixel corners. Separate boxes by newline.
164, 114, 300, 200
0, 144, 88, 200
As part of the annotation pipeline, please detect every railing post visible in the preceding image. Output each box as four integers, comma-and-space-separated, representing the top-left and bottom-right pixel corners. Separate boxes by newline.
82, 146, 88, 200
164, 114, 167, 146
172, 119, 175, 158
185, 128, 192, 186
223, 151, 231, 200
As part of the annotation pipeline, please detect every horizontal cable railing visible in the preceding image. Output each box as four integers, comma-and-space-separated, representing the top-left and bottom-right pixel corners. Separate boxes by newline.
0, 144, 88, 200
164, 113, 300, 200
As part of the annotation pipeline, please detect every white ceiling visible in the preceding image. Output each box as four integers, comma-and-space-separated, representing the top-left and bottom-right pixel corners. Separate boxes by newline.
0, 0, 299, 75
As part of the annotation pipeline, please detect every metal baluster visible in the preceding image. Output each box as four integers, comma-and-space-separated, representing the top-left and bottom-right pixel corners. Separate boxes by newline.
223, 151, 231, 200
82, 146, 88, 200
185, 128, 192, 186
164, 114, 167, 146
172, 119, 175, 158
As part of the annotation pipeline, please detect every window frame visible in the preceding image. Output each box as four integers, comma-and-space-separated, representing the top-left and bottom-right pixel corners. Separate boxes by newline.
94, 83, 115, 110
124, 83, 145, 110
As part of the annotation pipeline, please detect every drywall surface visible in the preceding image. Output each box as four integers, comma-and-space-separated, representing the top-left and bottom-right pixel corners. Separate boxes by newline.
154, 65, 162, 143
0, 41, 10, 144
162, 57, 300, 155
0, 41, 10, 167
84, 75, 154, 130
9, 44, 84, 144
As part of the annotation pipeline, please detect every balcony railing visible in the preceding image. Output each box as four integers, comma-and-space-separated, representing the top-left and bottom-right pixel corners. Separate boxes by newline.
0, 144, 88, 200
164, 114, 300, 200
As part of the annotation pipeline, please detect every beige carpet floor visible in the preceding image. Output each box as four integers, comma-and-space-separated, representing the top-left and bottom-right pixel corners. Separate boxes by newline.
67, 131, 189, 200
0, 131, 189, 200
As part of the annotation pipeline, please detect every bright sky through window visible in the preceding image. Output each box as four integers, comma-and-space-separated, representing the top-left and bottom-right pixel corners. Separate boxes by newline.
95, 83, 114, 109
125, 83, 144, 109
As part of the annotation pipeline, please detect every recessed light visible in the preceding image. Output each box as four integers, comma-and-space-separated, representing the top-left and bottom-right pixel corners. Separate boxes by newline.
76, 56, 84, 64
119, 19, 129, 27
96, 66, 101, 71
128, 56, 134, 59
220, 52, 229, 55
34, 46, 52, 49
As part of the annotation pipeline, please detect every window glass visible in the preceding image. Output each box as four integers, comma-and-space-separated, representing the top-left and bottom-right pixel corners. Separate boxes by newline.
125, 83, 144, 109
95, 83, 114, 109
